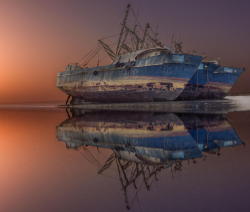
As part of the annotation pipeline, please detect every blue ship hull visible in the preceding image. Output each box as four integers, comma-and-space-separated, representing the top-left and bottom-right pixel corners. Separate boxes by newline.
178, 62, 244, 100
57, 51, 202, 103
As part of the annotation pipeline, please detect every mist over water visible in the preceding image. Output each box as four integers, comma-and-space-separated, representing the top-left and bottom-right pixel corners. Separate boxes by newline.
226, 96, 250, 111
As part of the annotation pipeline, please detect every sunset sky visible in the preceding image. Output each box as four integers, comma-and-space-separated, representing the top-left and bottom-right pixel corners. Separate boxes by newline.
0, 0, 250, 104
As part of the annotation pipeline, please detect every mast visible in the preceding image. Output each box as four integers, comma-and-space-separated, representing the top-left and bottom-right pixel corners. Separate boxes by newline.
116, 4, 131, 55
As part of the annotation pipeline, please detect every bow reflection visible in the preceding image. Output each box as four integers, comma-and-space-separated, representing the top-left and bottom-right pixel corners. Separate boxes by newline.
57, 110, 244, 210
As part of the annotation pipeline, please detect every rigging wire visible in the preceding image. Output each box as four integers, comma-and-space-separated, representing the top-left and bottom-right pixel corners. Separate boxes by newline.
80, 46, 101, 67
99, 33, 120, 41
78, 46, 98, 63
79, 147, 102, 167
76, 3, 167, 67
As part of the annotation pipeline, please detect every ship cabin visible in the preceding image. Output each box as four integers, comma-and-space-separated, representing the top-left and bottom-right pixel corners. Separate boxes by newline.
198, 61, 244, 75
114, 47, 201, 68
62, 47, 201, 74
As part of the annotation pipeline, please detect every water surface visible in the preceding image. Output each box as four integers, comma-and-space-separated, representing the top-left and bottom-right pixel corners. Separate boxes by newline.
0, 108, 250, 212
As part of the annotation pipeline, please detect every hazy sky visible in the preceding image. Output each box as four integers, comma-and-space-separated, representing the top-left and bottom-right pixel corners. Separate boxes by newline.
0, 0, 250, 103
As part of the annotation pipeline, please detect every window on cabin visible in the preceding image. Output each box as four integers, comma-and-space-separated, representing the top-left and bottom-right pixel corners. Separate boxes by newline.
198, 63, 204, 70
135, 58, 146, 67
223, 67, 233, 73
172, 55, 185, 63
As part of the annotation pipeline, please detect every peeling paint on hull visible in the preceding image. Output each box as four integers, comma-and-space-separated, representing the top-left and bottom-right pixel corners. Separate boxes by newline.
178, 63, 244, 100
57, 62, 201, 103
178, 83, 232, 100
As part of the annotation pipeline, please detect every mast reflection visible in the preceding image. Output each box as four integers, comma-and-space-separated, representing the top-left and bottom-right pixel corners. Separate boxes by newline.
57, 110, 244, 210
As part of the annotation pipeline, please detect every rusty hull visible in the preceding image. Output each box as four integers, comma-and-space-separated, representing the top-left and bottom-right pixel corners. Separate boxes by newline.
57, 64, 199, 103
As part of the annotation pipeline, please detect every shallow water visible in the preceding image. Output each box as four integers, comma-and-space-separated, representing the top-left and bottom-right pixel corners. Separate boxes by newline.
0, 107, 250, 212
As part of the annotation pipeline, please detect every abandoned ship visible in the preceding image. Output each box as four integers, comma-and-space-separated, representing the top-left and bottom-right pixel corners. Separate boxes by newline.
56, 4, 202, 103
56, 4, 244, 103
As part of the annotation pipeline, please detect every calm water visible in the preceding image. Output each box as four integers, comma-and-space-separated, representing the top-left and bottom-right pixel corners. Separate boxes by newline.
1, 108, 250, 212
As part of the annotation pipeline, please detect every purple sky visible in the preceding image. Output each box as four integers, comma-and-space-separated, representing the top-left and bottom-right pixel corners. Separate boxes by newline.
0, 0, 249, 103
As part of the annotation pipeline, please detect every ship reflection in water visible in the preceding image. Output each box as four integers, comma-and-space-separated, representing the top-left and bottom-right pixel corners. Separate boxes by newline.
57, 110, 244, 210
